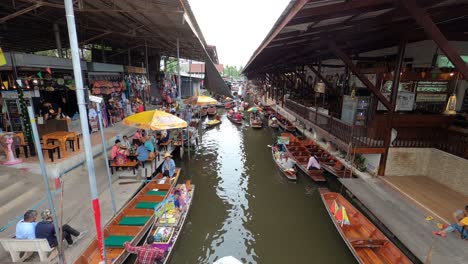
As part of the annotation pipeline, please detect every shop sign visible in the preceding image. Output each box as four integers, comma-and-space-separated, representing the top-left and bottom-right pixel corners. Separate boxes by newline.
416, 93, 447, 102
377, 92, 415, 111
277, 136, 290, 145
1, 90, 34, 99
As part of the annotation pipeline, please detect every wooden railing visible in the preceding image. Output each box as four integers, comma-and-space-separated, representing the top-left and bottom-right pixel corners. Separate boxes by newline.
285, 99, 384, 148
285, 99, 468, 159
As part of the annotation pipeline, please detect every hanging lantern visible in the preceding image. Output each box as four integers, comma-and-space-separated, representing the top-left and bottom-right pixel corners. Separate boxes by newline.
444, 94, 457, 115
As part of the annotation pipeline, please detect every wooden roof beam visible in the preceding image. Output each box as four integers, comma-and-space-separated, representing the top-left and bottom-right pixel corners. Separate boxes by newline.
0, 3, 43, 23
329, 40, 392, 110
401, 0, 468, 80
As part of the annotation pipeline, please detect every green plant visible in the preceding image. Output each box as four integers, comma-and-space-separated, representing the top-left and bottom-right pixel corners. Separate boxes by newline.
354, 154, 367, 172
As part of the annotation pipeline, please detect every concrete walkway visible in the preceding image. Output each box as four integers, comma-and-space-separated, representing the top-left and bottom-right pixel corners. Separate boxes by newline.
0, 119, 179, 263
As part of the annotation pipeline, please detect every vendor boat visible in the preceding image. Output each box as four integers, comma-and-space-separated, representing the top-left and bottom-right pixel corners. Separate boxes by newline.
227, 112, 242, 125
75, 169, 181, 264
200, 106, 208, 117
139, 183, 195, 264
268, 116, 279, 129
225, 100, 235, 109
207, 105, 217, 116
271, 147, 297, 181
284, 143, 326, 182
205, 119, 221, 129
250, 113, 263, 129
319, 188, 412, 264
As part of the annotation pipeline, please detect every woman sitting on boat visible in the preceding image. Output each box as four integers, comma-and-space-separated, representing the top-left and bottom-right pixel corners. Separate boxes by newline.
279, 153, 295, 170
236, 111, 242, 121
307, 155, 321, 170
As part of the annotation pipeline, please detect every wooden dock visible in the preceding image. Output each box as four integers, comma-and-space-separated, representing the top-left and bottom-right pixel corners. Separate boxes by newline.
382, 176, 468, 224
340, 178, 468, 264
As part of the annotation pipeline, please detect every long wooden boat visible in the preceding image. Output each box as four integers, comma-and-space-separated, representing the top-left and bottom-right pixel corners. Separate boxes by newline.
284, 144, 326, 182
225, 100, 235, 109
74, 169, 181, 264
275, 113, 296, 132
205, 119, 221, 129
227, 112, 242, 125
319, 188, 412, 264
250, 113, 263, 129
271, 147, 297, 181
282, 133, 349, 178
207, 105, 217, 116
268, 116, 279, 128
200, 106, 208, 117
138, 183, 195, 264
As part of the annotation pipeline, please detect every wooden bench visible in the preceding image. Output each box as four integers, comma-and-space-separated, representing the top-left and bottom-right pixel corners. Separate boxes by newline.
0, 238, 58, 263
110, 160, 138, 175
41, 144, 61, 162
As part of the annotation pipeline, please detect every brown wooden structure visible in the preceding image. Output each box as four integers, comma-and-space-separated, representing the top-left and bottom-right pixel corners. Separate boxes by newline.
243, 0, 468, 174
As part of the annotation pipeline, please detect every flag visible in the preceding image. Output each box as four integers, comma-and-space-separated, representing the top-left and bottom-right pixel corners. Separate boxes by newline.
2, 81, 8, 89
331, 200, 340, 216
37, 72, 43, 79
46, 67, 52, 74
335, 206, 351, 227
0, 48, 6, 66
16, 80, 23, 88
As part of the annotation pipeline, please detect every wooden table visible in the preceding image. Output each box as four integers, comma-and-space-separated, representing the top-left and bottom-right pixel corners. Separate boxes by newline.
41, 131, 78, 159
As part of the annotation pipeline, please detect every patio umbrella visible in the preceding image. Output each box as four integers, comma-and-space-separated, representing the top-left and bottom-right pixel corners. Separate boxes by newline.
183, 95, 218, 106
123, 110, 187, 130
335, 206, 351, 227
247, 106, 263, 112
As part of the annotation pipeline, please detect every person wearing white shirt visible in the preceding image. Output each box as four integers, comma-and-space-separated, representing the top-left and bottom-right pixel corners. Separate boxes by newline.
15, 210, 38, 239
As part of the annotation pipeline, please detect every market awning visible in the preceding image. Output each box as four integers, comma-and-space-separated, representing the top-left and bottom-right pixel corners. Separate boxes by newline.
0, 0, 213, 62
243, 0, 468, 76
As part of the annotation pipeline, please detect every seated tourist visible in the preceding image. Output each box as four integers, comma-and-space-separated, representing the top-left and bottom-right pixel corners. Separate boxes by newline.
307, 155, 321, 170
35, 209, 86, 248
236, 112, 242, 121
161, 152, 176, 177
111, 139, 122, 160
134, 141, 149, 164
15, 210, 38, 239
158, 130, 171, 151
122, 135, 132, 149
124, 235, 164, 264
143, 137, 155, 153
433, 205, 468, 239
133, 129, 142, 141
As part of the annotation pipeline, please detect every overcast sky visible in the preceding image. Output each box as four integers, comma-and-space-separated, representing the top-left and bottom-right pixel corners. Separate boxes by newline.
189, 0, 290, 68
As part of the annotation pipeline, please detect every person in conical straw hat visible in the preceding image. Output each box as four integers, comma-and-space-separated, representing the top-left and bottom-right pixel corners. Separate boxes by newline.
161, 152, 176, 177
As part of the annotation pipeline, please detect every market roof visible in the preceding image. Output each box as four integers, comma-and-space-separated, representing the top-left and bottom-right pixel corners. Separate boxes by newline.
0, 0, 209, 61
243, 0, 468, 76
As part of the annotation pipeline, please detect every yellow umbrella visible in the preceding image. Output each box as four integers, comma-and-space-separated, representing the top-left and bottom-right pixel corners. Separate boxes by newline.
183, 96, 218, 106
123, 110, 187, 130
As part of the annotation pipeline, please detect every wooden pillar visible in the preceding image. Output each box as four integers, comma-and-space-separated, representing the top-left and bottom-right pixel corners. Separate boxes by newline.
378, 39, 407, 176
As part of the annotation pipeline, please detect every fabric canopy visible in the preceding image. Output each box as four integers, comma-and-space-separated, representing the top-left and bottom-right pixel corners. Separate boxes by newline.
183, 95, 218, 106
123, 110, 187, 131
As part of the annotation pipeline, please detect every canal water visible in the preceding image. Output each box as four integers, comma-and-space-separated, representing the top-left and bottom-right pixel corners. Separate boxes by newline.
171, 111, 356, 264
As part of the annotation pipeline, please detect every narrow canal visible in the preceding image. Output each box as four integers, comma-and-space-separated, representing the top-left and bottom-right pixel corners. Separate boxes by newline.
172, 111, 356, 264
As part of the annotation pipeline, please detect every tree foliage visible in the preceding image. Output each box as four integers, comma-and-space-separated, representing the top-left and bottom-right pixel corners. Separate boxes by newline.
223, 65, 243, 79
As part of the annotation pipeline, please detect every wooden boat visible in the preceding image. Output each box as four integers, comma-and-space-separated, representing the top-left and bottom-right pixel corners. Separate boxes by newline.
319, 188, 412, 264
282, 133, 349, 178
271, 147, 297, 181
139, 183, 195, 264
250, 113, 263, 129
284, 144, 326, 182
207, 105, 217, 116
227, 111, 242, 125
225, 100, 235, 109
200, 106, 208, 117
75, 170, 181, 264
268, 116, 279, 128
276, 114, 296, 132
205, 119, 221, 129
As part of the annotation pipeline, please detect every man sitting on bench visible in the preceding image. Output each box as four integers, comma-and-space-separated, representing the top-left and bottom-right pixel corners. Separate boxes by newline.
15, 210, 38, 239
35, 210, 87, 248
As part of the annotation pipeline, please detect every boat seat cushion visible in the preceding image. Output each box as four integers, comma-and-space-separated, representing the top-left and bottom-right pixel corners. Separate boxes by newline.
119, 216, 150, 226
135, 201, 160, 209
104, 235, 134, 247
147, 190, 167, 196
